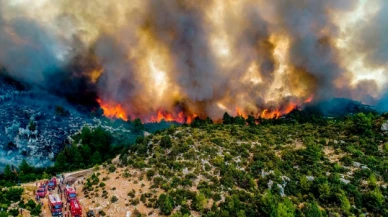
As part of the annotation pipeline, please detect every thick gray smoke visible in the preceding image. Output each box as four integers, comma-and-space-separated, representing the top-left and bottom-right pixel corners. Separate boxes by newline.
0, 0, 387, 120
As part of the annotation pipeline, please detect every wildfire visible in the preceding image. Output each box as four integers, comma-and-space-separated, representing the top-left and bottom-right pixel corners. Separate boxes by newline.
97, 99, 128, 121
235, 102, 298, 120
260, 109, 281, 119
236, 107, 248, 119
97, 97, 302, 125
149, 109, 198, 124
304, 95, 314, 103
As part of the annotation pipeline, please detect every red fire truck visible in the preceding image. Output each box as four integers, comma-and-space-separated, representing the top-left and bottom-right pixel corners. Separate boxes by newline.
48, 194, 63, 216
70, 199, 82, 217
48, 177, 57, 190
36, 184, 47, 198
65, 186, 77, 202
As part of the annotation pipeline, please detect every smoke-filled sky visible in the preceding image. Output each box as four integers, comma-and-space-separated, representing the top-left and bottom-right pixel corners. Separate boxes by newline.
0, 0, 387, 120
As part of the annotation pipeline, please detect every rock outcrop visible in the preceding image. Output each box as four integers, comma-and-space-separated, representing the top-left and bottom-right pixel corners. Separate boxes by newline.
381, 121, 388, 131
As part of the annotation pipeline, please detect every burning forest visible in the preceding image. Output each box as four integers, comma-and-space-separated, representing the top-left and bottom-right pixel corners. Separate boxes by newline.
0, 0, 387, 123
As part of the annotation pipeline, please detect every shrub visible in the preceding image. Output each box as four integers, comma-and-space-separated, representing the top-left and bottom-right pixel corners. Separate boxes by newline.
160, 136, 172, 148
111, 195, 119, 203
99, 210, 106, 216
108, 165, 116, 173
146, 170, 155, 180
157, 194, 174, 215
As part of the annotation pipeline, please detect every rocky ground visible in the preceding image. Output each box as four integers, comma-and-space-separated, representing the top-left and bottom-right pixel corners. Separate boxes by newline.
0, 75, 95, 170
20, 166, 162, 217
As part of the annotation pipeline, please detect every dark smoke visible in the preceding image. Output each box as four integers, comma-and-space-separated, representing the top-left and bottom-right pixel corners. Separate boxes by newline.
0, 0, 387, 120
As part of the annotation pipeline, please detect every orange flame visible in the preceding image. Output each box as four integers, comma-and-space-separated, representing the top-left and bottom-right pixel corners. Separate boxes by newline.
304, 95, 314, 103
236, 107, 248, 119
97, 98, 302, 124
149, 109, 197, 124
235, 102, 298, 120
97, 99, 128, 121
260, 109, 281, 119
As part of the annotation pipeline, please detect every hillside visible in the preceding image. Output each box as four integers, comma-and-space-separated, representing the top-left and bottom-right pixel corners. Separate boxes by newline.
0, 73, 176, 171
2, 113, 388, 217
67, 113, 388, 217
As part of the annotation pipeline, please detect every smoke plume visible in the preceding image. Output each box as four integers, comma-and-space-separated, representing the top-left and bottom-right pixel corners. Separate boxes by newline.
0, 0, 387, 121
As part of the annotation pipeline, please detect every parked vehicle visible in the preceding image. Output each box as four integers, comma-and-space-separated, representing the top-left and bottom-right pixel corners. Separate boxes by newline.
69, 199, 82, 217
48, 194, 63, 216
48, 177, 57, 190
65, 186, 77, 202
36, 185, 47, 198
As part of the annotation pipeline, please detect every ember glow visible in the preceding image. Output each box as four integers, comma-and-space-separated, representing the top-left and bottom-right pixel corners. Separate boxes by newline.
1, 0, 388, 122
96, 99, 128, 121
149, 110, 197, 124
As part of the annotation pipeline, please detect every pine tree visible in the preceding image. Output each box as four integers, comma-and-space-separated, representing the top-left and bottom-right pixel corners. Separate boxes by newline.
19, 159, 33, 174
300, 176, 311, 191
318, 182, 331, 201
336, 191, 351, 212
261, 190, 277, 216
54, 152, 67, 171
277, 198, 295, 217
304, 202, 322, 217
70, 145, 83, 167
158, 194, 174, 215
81, 126, 92, 145
80, 145, 92, 165
133, 118, 144, 132
160, 136, 172, 148
3, 164, 13, 180
194, 193, 207, 212
247, 115, 255, 126
223, 112, 232, 124
304, 143, 322, 164
91, 151, 103, 165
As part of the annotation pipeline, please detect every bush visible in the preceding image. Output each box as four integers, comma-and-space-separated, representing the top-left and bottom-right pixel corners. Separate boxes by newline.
146, 170, 155, 180
111, 195, 119, 203
108, 165, 116, 173
160, 136, 172, 148
99, 210, 106, 216
55, 105, 70, 116
157, 194, 174, 215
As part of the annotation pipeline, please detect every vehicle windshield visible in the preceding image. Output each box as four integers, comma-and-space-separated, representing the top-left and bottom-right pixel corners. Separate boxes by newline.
69, 193, 76, 198
38, 189, 44, 193
54, 204, 62, 209
48, 183, 54, 186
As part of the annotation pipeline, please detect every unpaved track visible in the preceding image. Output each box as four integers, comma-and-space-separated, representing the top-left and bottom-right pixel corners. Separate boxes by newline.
22, 168, 94, 188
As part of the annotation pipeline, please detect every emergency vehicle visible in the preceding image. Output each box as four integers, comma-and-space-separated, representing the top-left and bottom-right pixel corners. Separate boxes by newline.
69, 199, 82, 217
48, 194, 63, 216
65, 186, 77, 202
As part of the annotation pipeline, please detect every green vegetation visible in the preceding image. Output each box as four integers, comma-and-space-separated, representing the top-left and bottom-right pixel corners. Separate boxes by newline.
117, 112, 388, 216
0, 126, 119, 187
55, 105, 70, 117
1, 111, 388, 216
54, 125, 125, 172
0, 187, 41, 217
